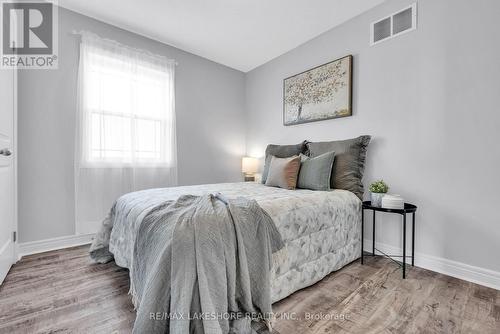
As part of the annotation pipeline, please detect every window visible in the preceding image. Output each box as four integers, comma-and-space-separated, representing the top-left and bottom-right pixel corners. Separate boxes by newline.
79, 33, 176, 167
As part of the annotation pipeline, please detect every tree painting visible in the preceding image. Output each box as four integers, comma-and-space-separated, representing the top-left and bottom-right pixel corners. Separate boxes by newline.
283, 55, 352, 125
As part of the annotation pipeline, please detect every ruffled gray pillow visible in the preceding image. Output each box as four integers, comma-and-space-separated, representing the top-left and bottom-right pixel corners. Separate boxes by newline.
306, 135, 371, 199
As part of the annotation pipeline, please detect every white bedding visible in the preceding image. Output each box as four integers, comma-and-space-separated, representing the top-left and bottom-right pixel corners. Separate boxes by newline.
107, 182, 362, 303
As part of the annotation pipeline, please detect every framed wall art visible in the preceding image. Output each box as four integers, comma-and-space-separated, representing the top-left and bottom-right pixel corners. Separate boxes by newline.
283, 55, 352, 126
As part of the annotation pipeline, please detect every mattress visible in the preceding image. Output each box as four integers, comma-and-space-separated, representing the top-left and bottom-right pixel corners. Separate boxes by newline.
107, 182, 362, 303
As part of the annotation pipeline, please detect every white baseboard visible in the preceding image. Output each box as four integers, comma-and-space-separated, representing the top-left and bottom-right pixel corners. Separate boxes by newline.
364, 239, 500, 291
18, 233, 95, 259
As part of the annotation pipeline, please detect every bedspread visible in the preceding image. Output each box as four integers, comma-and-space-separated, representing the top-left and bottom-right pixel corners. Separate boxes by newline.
90, 182, 361, 304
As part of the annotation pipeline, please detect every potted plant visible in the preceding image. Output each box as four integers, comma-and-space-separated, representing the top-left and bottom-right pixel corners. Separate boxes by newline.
369, 180, 389, 207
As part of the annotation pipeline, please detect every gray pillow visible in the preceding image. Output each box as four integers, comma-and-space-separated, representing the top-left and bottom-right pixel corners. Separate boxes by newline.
306, 135, 371, 199
261, 141, 307, 184
297, 151, 336, 191
265, 156, 301, 190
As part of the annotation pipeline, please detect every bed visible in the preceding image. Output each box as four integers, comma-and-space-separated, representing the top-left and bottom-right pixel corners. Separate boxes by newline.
104, 181, 362, 303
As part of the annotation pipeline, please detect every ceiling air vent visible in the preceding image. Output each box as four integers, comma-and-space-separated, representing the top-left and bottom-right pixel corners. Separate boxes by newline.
371, 3, 417, 46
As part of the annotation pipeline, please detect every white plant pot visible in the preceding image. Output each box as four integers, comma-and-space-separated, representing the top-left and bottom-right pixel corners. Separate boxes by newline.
371, 192, 385, 207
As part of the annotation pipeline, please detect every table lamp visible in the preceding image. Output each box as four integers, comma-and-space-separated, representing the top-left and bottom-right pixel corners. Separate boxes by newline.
241, 157, 258, 182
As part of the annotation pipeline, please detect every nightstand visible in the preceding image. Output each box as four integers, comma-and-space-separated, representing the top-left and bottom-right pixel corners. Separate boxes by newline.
361, 201, 418, 278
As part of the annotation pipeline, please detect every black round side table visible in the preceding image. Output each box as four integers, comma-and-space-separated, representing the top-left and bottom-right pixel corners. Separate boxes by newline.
361, 201, 417, 279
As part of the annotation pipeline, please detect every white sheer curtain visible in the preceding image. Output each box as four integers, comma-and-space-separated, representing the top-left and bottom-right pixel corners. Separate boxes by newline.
75, 31, 177, 234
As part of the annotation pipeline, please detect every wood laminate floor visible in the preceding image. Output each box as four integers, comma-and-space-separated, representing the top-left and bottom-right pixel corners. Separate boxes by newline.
0, 246, 499, 334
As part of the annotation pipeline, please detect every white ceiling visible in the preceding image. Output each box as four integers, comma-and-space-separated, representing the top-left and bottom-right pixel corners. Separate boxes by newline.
58, 0, 385, 72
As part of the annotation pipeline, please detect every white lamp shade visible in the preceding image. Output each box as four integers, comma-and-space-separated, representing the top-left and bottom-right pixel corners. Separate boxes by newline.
242, 157, 258, 174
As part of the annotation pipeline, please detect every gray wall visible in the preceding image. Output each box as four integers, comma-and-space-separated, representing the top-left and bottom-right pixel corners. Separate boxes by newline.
18, 8, 246, 243
245, 0, 500, 272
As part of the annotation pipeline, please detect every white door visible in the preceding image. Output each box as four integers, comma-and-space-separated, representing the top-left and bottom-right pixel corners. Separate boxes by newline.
0, 68, 16, 285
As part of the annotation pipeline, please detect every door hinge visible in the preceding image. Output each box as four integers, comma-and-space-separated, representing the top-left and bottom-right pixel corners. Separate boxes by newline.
13, 231, 16, 243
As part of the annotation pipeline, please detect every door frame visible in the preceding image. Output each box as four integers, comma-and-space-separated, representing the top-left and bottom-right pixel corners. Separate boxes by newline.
13, 67, 18, 262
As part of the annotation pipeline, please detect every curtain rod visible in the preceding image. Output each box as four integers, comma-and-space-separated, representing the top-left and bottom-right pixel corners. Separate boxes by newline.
70, 30, 178, 65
